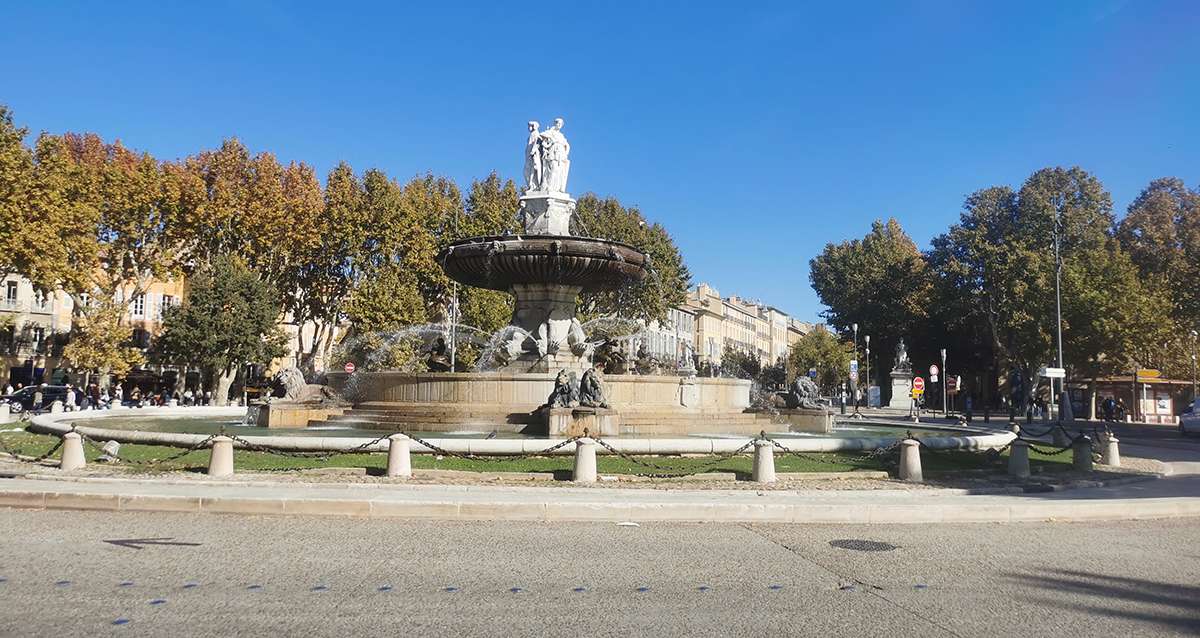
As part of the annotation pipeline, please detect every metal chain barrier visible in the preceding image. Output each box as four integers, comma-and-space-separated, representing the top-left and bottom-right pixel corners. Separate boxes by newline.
223, 431, 396, 461
402, 432, 582, 462
0, 432, 64, 464
764, 434, 901, 467
77, 430, 219, 467
592, 435, 757, 478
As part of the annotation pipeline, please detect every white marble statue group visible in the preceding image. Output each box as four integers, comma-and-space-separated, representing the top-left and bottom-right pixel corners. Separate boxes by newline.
523, 118, 571, 194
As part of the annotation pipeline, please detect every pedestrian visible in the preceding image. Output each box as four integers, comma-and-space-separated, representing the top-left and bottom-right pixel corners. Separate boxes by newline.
3, 382, 12, 395
129, 387, 141, 408
1116, 398, 1127, 422
204, 389, 212, 406
114, 384, 124, 406
33, 384, 44, 412
183, 388, 194, 406
1103, 397, 1115, 422
965, 395, 974, 422
100, 388, 111, 409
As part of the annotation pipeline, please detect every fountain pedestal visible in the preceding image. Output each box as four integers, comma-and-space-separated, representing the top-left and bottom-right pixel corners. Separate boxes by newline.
542, 406, 620, 438
519, 192, 575, 235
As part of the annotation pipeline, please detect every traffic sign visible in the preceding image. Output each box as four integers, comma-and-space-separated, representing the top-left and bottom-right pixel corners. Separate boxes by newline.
946, 376, 958, 393
1136, 368, 1161, 381
849, 359, 859, 379
344, 361, 356, 374
913, 377, 925, 393
808, 368, 817, 379
929, 364, 939, 376
1039, 366, 1065, 379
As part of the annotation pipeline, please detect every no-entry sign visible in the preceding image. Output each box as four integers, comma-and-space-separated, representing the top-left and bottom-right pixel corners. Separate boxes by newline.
913, 376, 925, 393
344, 362, 356, 374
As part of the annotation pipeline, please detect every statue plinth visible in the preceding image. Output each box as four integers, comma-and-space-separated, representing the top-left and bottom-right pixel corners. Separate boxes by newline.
888, 370, 913, 410
519, 192, 575, 236
542, 406, 619, 438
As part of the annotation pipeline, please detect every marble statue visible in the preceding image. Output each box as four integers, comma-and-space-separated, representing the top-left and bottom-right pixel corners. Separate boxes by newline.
579, 365, 609, 408
893, 338, 911, 372
522, 118, 570, 194
523, 121, 542, 192
545, 369, 578, 408
784, 375, 824, 410
426, 337, 452, 372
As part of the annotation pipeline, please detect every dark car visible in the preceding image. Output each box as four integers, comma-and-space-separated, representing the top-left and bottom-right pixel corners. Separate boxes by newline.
2, 385, 70, 413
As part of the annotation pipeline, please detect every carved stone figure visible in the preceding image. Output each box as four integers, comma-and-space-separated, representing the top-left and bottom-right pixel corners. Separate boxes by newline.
523, 120, 543, 192
270, 366, 338, 404
538, 118, 570, 193
579, 366, 609, 408
426, 337, 452, 372
567, 318, 591, 358
593, 338, 628, 374
893, 338, 911, 372
544, 369, 578, 408
784, 375, 823, 410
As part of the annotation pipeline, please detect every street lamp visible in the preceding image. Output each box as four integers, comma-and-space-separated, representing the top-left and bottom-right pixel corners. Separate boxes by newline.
1191, 330, 1198, 401
1052, 197, 1066, 422
941, 348, 947, 417
851, 323, 859, 416
864, 335, 871, 410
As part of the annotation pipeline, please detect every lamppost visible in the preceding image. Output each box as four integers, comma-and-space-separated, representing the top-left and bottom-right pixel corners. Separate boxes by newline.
851, 323, 860, 415
941, 348, 948, 417
1191, 330, 1198, 401
1052, 197, 1066, 422
864, 335, 871, 410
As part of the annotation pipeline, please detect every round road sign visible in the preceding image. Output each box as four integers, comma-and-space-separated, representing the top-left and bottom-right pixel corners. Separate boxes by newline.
913, 376, 925, 393
929, 364, 939, 376
344, 361, 356, 374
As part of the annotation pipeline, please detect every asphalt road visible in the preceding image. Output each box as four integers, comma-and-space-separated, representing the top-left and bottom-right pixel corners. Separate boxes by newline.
0, 510, 1197, 637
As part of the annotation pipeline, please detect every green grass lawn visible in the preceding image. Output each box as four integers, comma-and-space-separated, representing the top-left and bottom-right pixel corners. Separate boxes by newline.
0, 429, 1070, 477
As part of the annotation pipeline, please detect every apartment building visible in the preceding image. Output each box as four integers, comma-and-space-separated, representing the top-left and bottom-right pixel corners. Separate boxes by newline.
682, 282, 815, 368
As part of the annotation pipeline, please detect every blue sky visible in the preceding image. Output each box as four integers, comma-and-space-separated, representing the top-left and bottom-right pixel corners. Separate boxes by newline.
3, 1, 1198, 322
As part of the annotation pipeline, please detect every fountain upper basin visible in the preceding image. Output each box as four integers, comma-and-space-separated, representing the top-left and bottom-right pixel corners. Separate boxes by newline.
438, 235, 648, 292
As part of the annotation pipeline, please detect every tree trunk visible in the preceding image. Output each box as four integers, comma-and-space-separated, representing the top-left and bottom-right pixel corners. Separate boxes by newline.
214, 366, 237, 406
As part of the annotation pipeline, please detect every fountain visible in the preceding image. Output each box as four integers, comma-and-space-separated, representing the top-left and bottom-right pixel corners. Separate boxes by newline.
318, 118, 759, 436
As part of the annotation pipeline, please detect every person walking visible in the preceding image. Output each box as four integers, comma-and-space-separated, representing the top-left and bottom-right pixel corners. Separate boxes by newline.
3, 382, 12, 395
33, 384, 44, 412
114, 384, 124, 406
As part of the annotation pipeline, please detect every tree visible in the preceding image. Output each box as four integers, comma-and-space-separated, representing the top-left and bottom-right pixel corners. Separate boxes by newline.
929, 167, 1166, 411
719, 345, 761, 380
61, 300, 144, 385
787, 326, 852, 395
1116, 177, 1200, 376
809, 218, 932, 389
155, 255, 287, 405
573, 193, 691, 324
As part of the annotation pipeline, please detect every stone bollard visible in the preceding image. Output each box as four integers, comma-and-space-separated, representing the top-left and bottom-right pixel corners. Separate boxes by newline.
59, 432, 86, 471
1101, 435, 1120, 467
207, 436, 234, 477
752, 440, 776, 484
573, 437, 597, 483
1072, 435, 1093, 473
386, 434, 412, 478
1009, 422, 1020, 435
1007, 440, 1030, 479
899, 439, 923, 482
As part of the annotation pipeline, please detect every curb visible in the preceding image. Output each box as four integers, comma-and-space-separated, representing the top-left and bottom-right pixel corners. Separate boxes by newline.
1, 478, 1197, 524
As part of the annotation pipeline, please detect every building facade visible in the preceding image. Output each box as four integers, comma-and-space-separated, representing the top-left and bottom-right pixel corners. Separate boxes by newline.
682, 282, 815, 370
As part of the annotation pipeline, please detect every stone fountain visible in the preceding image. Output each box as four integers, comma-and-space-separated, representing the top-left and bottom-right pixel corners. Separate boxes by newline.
318, 119, 759, 436
438, 117, 648, 373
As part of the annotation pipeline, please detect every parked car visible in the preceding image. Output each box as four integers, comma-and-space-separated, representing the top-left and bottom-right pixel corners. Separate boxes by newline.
1181, 399, 1200, 436
1, 385, 70, 413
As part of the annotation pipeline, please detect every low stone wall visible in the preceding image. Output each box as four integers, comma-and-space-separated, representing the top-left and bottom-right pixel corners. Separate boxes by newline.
254, 403, 346, 429
327, 371, 751, 413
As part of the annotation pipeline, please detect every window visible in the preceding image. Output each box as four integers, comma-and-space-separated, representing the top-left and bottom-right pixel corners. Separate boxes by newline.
131, 293, 145, 317
31, 326, 45, 345
159, 295, 175, 318
4, 281, 16, 307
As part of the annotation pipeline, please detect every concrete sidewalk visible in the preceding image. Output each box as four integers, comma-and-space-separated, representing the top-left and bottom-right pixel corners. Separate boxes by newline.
2, 471, 1199, 524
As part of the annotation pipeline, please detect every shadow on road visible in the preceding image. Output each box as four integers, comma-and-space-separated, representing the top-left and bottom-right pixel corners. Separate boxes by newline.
1004, 569, 1200, 633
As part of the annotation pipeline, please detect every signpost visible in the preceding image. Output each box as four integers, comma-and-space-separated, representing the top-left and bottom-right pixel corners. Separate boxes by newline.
929, 364, 939, 383
1040, 366, 1066, 379
344, 362, 356, 374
